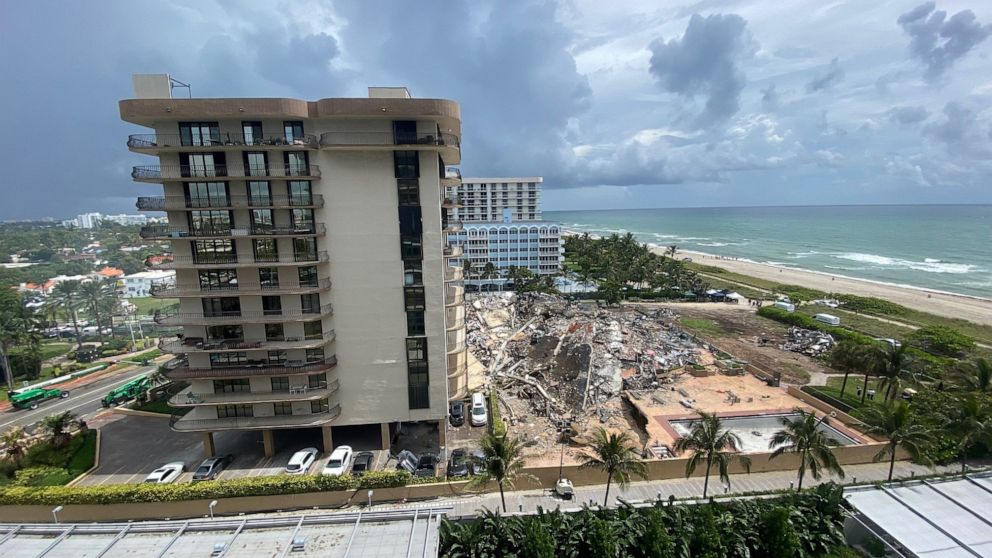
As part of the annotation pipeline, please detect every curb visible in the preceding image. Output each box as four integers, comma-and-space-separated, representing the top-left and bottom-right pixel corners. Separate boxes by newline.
65, 429, 101, 488
110, 407, 172, 419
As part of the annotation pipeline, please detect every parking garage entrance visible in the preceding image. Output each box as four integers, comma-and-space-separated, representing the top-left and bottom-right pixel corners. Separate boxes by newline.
331, 423, 389, 452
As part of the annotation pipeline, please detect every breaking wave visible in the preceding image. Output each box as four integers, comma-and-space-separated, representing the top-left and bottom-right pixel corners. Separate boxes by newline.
834, 253, 980, 274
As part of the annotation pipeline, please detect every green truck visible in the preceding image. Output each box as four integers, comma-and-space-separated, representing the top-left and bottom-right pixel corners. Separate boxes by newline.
100, 375, 152, 408
8, 387, 70, 410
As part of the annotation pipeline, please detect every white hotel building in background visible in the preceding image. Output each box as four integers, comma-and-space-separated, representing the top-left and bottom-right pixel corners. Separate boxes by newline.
444, 177, 563, 290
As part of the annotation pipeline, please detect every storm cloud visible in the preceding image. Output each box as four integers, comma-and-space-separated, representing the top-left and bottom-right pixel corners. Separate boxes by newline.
897, 2, 992, 80
889, 106, 929, 126
806, 58, 845, 92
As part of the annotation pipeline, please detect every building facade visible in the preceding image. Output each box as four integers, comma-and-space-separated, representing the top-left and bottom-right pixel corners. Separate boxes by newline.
120, 270, 175, 298
120, 75, 467, 457
446, 177, 542, 222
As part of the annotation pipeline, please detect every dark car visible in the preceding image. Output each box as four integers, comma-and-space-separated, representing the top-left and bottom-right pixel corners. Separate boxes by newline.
415, 453, 439, 477
449, 401, 465, 427
447, 448, 469, 478
469, 449, 487, 476
351, 451, 375, 477
192, 454, 234, 481
396, 449, 418, 474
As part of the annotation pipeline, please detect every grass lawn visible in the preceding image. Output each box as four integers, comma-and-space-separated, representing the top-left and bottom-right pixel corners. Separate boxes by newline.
805, 376, 887, 416
129, 296, 178, 316
679, 317, 727, 337
37, 342, 74, 361
799, 305, 917, 340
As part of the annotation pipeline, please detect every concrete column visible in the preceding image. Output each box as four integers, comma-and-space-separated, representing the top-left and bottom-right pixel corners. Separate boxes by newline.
437, 419, 447, 447
262, 429, 274, 458
201, 432, 215, 457
380, 422, 391, 450
321, 426, 333, 452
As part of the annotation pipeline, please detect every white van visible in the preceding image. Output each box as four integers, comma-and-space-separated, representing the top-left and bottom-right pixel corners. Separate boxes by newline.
470, 392, 488, 427
773, 301, 796, 313
815, 313, 841, 326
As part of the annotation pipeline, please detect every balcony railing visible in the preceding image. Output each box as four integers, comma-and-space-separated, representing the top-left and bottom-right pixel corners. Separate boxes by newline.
170, 403, 341, 431
443, 245, 464, 258
444, 166, 462, 179
151, 277, 331, 298
442, 220, 464, 233
444, 266, 464, 282
136, 195, 324, 211
128, 133, 319, 150
163, 356, 338, 381
168, 379, 339, 407
441, 196, 461, 208
319, 131, 459, 148
159, 330, 335, 354
153, 304, 333, 325
139, 223, 325, 239
445, 286, 464, 307
131, 164, 321, 181
150, 251, 328, 269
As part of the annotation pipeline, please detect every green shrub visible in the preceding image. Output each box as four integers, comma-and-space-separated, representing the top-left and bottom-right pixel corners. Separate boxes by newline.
773, 284, 827, 303
908, 325, 975, 357
757, 306, 878, 346
834, 294, 907, 316
489, 390, 507, 436
8, 350, 41, 380
13, 466, 73, 487
101, 338, 130, 351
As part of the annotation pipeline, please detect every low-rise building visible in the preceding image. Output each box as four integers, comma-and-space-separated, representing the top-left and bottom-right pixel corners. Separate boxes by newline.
120, 270, 175, 298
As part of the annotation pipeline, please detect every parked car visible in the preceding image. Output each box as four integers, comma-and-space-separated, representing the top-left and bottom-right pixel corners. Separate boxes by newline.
395, 449, 418, 474
447, 448, 469, 478
470, 392, 488, 427
285, 447, 319, 475
351, 451, 375, 477
415, 453, 439, 478
322, 445, 354, 476
469, 449, 487, 476
144, 462, 185, 484
449, 401, 465, 427
192, 454, 234, 481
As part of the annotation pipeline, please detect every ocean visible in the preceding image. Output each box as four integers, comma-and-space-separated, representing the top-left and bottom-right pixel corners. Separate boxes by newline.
545, 205, 992, 299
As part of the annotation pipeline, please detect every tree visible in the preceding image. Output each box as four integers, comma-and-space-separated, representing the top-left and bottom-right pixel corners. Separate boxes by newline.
461, 259, 475, 280
0, 289, 32, 389
40, 410, 77, 448
666, 245, 678, 259
953, 358, 992, 394
80, 280, 118, 344
49, 280, 84, 348
830, 341, 866, 399
0, 426, 29, 466
579, 427, 648, 506
946, 395, 992, 473
863, 401, 933, 482
869, 344, 914, 403
470, 431, 529, 512
768, 408, 845, 490
673, 411, 752, 498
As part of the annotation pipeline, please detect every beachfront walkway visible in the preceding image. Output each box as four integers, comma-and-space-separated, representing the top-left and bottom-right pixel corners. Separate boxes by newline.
378, 460, 950, 517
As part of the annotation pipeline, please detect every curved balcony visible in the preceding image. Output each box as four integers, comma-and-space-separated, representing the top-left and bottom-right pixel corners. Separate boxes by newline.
444, 266, 464, 282
127, 133, 318, 153
168, 379, 339, 407
442, 220, 463, 233
170, 403, 341, 432
153, 305, 333, 326
441, 196, 461, 209
151, 278, 331, 298
139, 223, 325, 240
442, 245, 463, 259
445, 285, 464, 307
159, 331, 335, 354
131, 164, 321, 183
445, 305, 465, 331
446, 330, 466, 354
163, 356, 338, 381
151, 252, 328, 270
319, 131, 459, 152
137, 195, 324, 211
447, 349, 467, 376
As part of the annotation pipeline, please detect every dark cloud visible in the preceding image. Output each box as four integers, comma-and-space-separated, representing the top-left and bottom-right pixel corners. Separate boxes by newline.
888, 105, 929, 125
253, 32, 345, 92
923, 102, 973, 144
761, 84, 779, 112
922, 102, 992, 159
806, 58, 844, 92
648, 13, 756, 127
897, 2, 992, 81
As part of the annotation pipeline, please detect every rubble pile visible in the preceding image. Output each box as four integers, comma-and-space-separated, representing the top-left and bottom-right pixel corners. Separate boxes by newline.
781, 326, 835, 356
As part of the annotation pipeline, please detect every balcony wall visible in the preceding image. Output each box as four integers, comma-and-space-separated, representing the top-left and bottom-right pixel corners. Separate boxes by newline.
163, 357, 338, 381
168, 379, 339, 407
170, 403, 341, 432
151, 278, 331, 298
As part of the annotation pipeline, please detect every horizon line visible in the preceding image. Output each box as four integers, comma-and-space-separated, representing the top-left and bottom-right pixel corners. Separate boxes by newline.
545, 202, 992, 212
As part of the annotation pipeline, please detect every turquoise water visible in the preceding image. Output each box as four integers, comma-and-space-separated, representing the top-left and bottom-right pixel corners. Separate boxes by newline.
546, 205, 992, 299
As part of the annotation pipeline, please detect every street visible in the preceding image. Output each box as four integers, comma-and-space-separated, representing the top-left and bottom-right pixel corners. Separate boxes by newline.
0, 366, 155, 432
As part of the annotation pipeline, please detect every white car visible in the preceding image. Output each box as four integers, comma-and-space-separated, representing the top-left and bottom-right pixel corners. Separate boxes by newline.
322, 445, 354, 476
144, 462, 185, 484
286, 447, 319, 475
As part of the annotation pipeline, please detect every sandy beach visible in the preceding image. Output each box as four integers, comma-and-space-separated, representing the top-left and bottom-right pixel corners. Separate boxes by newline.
664, 249, 992, 327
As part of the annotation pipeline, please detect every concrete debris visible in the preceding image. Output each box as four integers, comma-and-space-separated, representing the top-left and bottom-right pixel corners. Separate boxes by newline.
781, 326, 835, 357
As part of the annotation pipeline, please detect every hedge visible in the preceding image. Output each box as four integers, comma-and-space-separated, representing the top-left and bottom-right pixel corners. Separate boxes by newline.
0, 469, 414, 505
489, 390, 507, 436
757, 306, 878, 346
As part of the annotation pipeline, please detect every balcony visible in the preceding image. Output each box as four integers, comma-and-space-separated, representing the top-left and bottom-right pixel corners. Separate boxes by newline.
446, 329, 466, 354
163, 356, 338, 381
444, 266, 464, 282
136, 194, 324, 211
153, 304, 333, 326
159, 331, 335, 354
441, 196, 461, 209
441, 166, 462, 186
442, 220, 464, 233
170, 403, 341, 432
131, 164, 321, 183
442, 245, 464, 258
151, 278, 331, 298
168, 379, 339, 407
445, 304, 465, 331
445, 285, 464, 307
319, 130, 459, 149
139, 223, 325, 240
151, 251, 328, 270
127, 133, 319, 153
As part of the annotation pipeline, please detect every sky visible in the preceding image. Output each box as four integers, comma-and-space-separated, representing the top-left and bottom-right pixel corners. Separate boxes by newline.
1, 0, 991, 219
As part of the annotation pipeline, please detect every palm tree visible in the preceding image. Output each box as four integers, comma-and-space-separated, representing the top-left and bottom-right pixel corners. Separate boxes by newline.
0, 426, 29, 466
49, 280, 84, 349
953, 358, 992, 394
947, 395, 992, 473
461, 259, 475, 280
768, 408, 845, 490
469, 431, 529, 512
863, 401, 933, 482
0, 289, 34, 390
830, 341, 866, 399
579, 428, 648, 506
870, 344, 914, 402
666, 245, 678, 259
80, 280, 113, 344
40, 410, 77, 448
673, 411, 752, 498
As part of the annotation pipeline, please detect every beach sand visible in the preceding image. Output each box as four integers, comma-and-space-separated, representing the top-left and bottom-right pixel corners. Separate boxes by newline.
662, 249, 992, 327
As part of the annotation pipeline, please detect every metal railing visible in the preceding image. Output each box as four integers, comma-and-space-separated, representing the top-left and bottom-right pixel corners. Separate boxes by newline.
169, 379, 339, 407
445, 286, 464, 306
150, 251, 328, 269
441, 196, 461, 207
170, 403, 341, 431
139, 223, 324, 239
127, 133, 319, 149
151, 277, 331, 297
319, 131, 459, 148
158, 330, 335, 353
131, 164, 321, 180
443, 245, 464, 258
444, 166, 462, 179
153, 304, 333, 325
136, 194, 324, 211
442, 220, 464, 232
163, 356, 338, 380
444, 266, 464, 282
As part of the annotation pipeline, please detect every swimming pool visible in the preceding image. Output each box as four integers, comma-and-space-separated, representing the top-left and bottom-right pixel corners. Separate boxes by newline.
669, 413, 858, 453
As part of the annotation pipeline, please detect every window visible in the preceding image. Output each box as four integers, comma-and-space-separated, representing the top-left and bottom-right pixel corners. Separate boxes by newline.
253, 239, 279, 261
198, 269, 237, 291
271, 377, 290, 392
285, 152, 309, 176
265, 323, 284, 341
305, 348, 324, 362
189, 210, 232, 235
181, 152, 224, 177
404, 262, 422, 286
284, 121, 304, 143
407, 338, 427, 362
242, 121, 263, 145
259, 267, 279, 288
262, 296, 282, 316
398, 206, 422, 235
244, 152, 268, 177
217, 404, 253, 419
213, 379, 250, 394
404, 287, 425, 311
300, 293, 320, 314
294, 238, 316, 259
400, 235, 422, 261
207, 325, 242, 340
298, 266, 317, 288
406, 338, 429, 409
393, 151, 419, 178
291, 208, 314, 232
273, 402, 293, 416
309, 373, 327, 389
210, 352, 248, 367
397, 179, 419, 206
288, 181, 312, 205
248, 181, 271, 206
407, 311, 425, 336
193, 240, 235, 264
185, 182, 228, 208
311, 399, 330, 414
393, 121, 417, 144
202, 297, 240, 317
179, 122, 220, 146
268, 350, 286, 364
303, 320, 323, 340
251, 209, 274, 234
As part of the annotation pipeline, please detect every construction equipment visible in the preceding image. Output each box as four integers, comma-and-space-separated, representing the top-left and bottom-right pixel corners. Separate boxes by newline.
100, 375, 152, 408
8, 387, 70, 410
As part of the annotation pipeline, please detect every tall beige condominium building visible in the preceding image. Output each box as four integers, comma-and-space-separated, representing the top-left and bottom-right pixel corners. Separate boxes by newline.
448, 177, 543, 222
120, 75, 467, 457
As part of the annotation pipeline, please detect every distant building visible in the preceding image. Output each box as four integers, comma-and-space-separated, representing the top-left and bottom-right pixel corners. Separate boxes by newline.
95, 266, 125, 279
120, 270, 175, 298
103, 213, 149, 226
447, 177, 542, 222
76, 212, 103, 229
